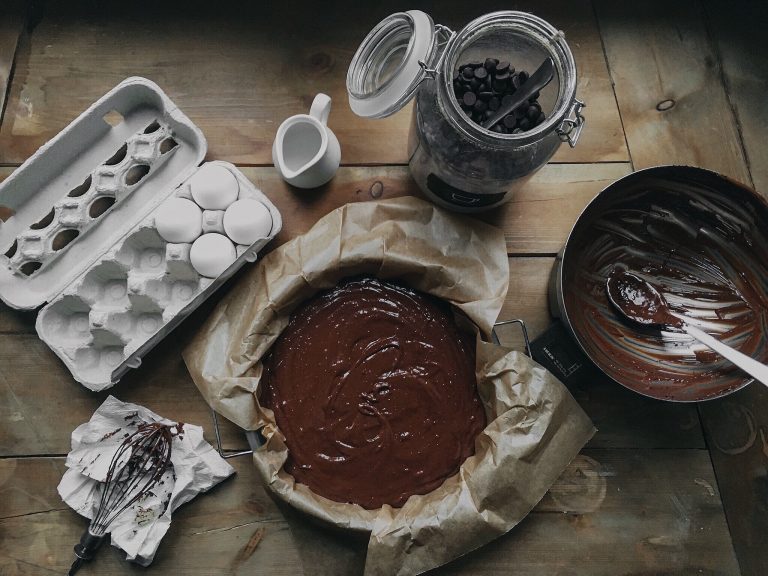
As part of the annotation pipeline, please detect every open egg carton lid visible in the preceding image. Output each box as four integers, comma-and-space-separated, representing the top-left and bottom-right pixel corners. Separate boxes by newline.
0, 77, 207, 308
0, 77, 282, 390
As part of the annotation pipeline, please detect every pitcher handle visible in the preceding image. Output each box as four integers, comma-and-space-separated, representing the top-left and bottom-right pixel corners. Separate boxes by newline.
309, 93, 332, 126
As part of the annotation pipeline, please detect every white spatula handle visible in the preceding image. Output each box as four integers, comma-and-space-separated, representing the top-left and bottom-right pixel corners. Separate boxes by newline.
685, 324, 768, 387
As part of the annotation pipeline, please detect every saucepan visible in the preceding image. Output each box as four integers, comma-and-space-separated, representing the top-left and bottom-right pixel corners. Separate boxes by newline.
550, 165, 768, 402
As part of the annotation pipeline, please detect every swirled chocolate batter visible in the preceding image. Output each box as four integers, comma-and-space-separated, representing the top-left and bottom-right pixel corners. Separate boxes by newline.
563, 170, 768, 401
259, 277, 485, 509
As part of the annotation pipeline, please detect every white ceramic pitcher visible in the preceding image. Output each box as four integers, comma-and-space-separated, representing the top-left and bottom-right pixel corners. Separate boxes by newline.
272, 93, 341, 189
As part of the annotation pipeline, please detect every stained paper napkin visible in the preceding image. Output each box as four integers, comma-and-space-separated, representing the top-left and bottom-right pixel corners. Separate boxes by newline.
58, 396, 235, 566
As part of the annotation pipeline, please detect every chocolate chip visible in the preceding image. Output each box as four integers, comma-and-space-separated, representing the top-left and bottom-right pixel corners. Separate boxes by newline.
457, 56, 544, 135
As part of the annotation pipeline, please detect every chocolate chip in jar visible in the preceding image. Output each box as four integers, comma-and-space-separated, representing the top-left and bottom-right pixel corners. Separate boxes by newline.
455, 56, 547, 134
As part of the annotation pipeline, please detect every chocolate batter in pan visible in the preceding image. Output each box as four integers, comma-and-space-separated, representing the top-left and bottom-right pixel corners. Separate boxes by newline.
260, 277, 486, 509
564, 171, 768, 401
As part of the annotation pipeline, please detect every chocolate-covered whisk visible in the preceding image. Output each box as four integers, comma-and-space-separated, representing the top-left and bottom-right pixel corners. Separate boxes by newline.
68, 422, 176, 575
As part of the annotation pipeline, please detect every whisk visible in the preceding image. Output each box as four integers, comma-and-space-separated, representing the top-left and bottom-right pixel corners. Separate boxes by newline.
68, 421, 177, 575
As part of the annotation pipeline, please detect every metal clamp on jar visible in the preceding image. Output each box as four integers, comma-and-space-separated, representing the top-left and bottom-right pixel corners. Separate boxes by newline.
347, 10, 585, 212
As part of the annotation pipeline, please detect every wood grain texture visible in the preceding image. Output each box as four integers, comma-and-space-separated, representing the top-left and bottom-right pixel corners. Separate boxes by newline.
0, 167, 37, 333
697, 6, 768, 573
2, 450, 737, 575
0, 1, 25, 128
440, 449, 740, 576
699, 383, 768, 576
702, 0, 768, 196
0, 0, 627, 165
595, 0, 751, 184
0, 333, 248, 456
0, 457, 304, 575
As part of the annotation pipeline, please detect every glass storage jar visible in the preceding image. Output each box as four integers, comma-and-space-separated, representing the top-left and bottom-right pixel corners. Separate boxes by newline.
347, 10, 585, 212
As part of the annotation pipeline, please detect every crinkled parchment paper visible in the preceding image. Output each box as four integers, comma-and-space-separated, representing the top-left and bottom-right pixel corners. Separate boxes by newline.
183, 196, 595, 575
58, 396, 235, 566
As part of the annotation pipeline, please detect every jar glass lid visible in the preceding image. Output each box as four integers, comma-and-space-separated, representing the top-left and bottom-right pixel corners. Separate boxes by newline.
347, 10, 436, 119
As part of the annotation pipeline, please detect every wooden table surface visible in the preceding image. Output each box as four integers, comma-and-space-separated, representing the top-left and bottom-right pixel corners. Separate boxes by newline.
1, 1, 766, 574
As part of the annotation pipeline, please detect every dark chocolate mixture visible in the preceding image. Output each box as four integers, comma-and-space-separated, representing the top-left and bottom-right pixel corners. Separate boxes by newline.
260, 277, 486, 509
564, 175, 768, 401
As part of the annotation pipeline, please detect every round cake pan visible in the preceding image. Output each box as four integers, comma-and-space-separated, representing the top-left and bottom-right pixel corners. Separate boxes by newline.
553, 165, 768, 402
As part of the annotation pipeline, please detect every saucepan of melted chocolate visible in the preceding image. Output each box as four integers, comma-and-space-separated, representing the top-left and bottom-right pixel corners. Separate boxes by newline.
555, 166, 768, 401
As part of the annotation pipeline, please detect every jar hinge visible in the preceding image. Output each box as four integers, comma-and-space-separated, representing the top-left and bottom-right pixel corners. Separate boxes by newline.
557, 98, 586, 148
417, 24, 455, 83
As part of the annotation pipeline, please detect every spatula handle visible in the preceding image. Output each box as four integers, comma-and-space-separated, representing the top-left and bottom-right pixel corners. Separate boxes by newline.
685, 324, 768, 387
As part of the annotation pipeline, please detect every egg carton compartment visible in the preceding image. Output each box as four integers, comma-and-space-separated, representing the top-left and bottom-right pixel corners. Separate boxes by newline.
36, 161, 282, 391
0, 77, 206, 309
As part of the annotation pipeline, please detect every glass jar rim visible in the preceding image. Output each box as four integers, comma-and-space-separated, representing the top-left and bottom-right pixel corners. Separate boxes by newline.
346, 10, 438, 119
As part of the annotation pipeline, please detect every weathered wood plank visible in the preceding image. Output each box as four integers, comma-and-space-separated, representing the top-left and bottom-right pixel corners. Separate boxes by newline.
0, 332, 248, 456
697, 6, 768, 573
0, 457, 304, 575
441, 449, 740, 575
699, 383, 768, 576
2, 450, 738, 575
0, 1, 25, 130
595, 0, 751, 185
702, 0, 768, 196
0, 0, 627, 166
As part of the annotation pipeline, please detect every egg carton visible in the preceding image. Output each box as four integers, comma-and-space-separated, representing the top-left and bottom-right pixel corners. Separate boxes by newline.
37, 164, 280, 390
0, 78, 282, 390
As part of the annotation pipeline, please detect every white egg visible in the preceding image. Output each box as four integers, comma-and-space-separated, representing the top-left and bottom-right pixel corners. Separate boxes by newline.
190, 164, 240, 210
154, 198, 203, 244
223, 199, 273, 245
190, 233, 237, 278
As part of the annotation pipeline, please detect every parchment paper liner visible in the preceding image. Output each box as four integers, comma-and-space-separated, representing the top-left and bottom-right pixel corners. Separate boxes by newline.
183, 196, 595, 575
